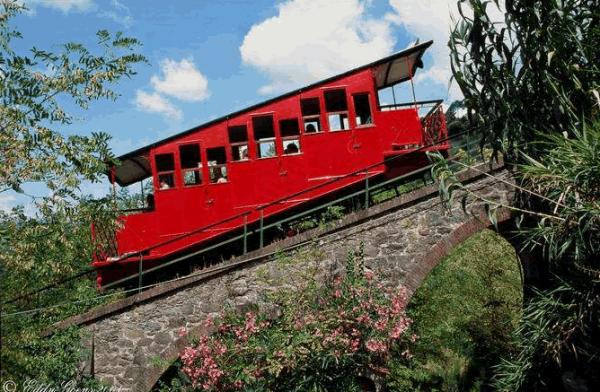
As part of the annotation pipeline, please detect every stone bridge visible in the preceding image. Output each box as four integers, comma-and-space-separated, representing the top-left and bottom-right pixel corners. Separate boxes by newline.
54, 162, 514, 391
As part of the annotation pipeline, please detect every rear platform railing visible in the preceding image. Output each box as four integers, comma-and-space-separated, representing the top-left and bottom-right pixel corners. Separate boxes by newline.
91, 222, 119, 262
421, 102, 448, 146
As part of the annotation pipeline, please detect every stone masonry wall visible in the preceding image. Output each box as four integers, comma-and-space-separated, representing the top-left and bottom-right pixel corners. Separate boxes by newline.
74, 166, 513, 391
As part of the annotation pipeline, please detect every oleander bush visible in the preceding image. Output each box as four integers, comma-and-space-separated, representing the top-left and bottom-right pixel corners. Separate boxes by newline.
164, 249, 415, 391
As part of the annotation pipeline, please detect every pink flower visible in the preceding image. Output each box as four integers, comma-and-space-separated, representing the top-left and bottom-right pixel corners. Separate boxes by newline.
203, 315, 214, 328
389, 319, 410, 340
365, 339, 388, 353
245, 312, 258, 334
350, 339, 360, 352
178, 326, 188, 337
356, 313, 371, 324
364, 270, 374, 281
333, 289, 342, 298
293, 318, 304, 330
375, 317, 389, 331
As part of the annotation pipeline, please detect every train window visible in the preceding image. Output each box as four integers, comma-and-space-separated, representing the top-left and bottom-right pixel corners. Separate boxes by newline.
155, 153, 175, 190
207, 147, 228, 183
353, 93, 373, 126
324, 89, 349, 131
300, 97, 321, 133
228, 125, 249, 161
252, 115, 276, 158
179, 144, 202, 186
280, 118, 301, 155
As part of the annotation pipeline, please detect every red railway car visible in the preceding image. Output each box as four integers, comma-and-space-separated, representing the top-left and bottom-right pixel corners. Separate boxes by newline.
93, 41, 449, 287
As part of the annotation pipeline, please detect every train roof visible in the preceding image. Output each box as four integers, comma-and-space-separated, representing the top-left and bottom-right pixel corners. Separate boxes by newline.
112, 40, 433, 186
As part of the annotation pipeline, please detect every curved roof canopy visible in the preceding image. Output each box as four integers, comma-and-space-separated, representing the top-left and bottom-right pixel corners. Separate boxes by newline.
112, 40, 432, 186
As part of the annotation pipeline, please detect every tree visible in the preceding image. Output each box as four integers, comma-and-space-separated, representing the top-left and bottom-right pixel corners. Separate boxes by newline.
0, 1, 145, 386
0, 1, 146, 197
450, 0, 599, 158
443, 1, 600, 390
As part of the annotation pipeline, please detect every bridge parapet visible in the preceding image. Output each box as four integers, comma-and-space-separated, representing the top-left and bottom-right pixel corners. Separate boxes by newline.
60, 162, 513, 391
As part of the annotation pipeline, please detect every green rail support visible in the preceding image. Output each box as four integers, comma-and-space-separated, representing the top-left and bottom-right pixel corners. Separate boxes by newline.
243, 215, 248, 254
138, 255, 143, 293
259, 210, 264, 248
364, 170, 370, 208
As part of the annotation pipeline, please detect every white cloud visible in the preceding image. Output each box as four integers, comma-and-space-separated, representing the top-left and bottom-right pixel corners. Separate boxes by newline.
240, 0, 395, 95
386, 0, 505, 101
386, 0, 459, 99
150, 58, 210, 102
134, 90, 182, 121
25, 0, 95, 13
98, 0, 132, 27
0, 193, 16, 213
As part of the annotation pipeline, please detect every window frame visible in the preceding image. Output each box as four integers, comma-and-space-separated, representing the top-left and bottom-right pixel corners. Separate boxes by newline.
154, 152, 177, 191
300, 97, 323, 135
352, 92, 375, 128
252, 114, 278, 159
324, 88, 350, 132
279, 118, 302, 156
178, 143, 204, 188
228, 124, 250, 163
206, 146, 229, 184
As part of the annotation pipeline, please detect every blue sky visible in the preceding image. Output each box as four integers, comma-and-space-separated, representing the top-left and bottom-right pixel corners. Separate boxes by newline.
4, 0, 467, 212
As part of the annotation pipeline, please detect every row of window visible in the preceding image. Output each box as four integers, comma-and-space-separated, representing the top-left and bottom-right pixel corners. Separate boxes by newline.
301, 90, 373, 134
156, 145, 227, 189
154, 89, 374, 190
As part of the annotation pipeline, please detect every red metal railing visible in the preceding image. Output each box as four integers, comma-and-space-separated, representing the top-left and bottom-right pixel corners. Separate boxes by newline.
91, 222, 119, 262
421, 103, 448, 145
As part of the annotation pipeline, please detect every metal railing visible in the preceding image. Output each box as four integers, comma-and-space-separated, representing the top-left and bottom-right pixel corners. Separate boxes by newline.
422, 103, 447, 145
379, 99, 443, 112
91, 222, 119, 262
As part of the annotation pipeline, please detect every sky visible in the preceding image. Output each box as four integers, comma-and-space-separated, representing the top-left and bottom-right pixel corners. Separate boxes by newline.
2, 0, 473, 213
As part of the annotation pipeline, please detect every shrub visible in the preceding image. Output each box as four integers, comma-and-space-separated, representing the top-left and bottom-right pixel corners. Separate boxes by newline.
175, 250, 414, 391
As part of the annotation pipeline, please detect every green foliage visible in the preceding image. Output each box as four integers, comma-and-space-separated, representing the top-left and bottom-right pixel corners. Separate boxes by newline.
450, 0, 599, 158
387, 230, 523, 391
0, 198, 124, 385
0, 1, 146, 196
491, 123, 600, 391
448, 2, 600, 388
430, 122, 600, 390
445, 100, 469, 138
0, 2, 143, 387
493, 284, 600, 391
518, 122, 600, 270
289, 204, 346, 232
2, 327, 105, 390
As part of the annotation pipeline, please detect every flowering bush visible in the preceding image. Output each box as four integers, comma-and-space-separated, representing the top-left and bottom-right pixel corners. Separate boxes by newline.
176, 250, 415, 391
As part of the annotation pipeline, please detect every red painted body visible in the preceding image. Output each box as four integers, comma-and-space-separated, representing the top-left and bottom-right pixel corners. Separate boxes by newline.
92, 42, 449, 287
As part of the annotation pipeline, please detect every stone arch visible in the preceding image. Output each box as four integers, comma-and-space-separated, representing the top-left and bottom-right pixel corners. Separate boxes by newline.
141, 324, 213, 391
403, 208, 514, 296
